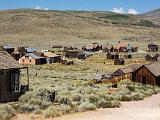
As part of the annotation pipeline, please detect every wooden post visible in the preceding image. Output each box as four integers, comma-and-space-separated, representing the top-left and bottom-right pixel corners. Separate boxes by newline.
26, 67, 29, 90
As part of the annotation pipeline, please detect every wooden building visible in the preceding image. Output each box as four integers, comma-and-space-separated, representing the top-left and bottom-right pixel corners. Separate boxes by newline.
0, 50, 29, 102
114, 58, 125, 65
64, 50, 79, 58
19, 53, 46, 65
11, 51, 21, 61
82, 43, 102, 52
106, 52, 119, 59
135, 63, 160, 86
124, 54, 132, 59
114, 41, 138, 52
148, 43, 159, 52
102, 43, 114, 53
43, 52, 61, 63
145, 54, 158, 61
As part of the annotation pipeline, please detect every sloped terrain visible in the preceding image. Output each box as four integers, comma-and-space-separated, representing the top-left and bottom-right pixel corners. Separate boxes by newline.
0, 9, 159, 49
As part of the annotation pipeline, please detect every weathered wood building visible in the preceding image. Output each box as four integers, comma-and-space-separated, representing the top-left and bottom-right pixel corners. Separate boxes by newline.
114, 58, 125, 65
0, 50, 29, 102
43, 52, 61, 63
106, 52, 119, 59
135, 63, 160, 86
148, 43, 159, 52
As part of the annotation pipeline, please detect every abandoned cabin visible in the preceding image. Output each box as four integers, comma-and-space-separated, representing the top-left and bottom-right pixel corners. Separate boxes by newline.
102, 43, 114, 53
145, 54, 159, 62
82, 43, 102, 52
64, 50, 80, 58
43, 52, 61, 63
113, 41, 138, 52
0, 49, 29, 102
95, 62, 160, 86
114, 58, 125, 65
148, 43, 159, 52
135, 63, 160, 85
106, 52, 119, 59
19, 53, 46, 65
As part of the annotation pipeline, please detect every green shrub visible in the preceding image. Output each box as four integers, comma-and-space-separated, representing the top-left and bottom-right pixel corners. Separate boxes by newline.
97, 99, 120, 108
121, 94, 132, 101
71, 93, 83, 102
19, 92, 34, 103
44, 106, 61, 118
0, 105, 15, 120
60, 104, 71, 114
131, 92, 144, 101
88, 94, 99, 104
78, 101, 96, 112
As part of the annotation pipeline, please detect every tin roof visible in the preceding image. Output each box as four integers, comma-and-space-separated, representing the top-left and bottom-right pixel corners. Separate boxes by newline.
26, 53, 45, 59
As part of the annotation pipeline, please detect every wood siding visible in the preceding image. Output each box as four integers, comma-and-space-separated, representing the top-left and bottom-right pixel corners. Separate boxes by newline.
135, 66, 156, 85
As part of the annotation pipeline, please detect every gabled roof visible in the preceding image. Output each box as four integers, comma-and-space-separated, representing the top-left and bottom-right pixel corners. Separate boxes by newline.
26, 53, 45, 59
112, 64, 142, 76
144, 62, 160, 77
0, 50, 21, 70
43, 52, 61, 58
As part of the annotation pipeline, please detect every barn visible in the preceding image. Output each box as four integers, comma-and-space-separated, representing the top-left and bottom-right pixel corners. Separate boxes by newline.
0, 50, 29, 102
135, 62, 160, 86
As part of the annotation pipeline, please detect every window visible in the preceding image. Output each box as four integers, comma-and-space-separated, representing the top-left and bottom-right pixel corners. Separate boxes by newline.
10, 71, 20, 92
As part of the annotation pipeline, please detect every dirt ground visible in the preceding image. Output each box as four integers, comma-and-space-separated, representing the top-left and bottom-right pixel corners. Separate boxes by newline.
54, 93, 160, 120
15, 93, 160, 120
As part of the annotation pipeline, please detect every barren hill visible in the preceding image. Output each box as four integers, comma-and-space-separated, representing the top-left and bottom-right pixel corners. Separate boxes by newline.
0, 9, 159, 49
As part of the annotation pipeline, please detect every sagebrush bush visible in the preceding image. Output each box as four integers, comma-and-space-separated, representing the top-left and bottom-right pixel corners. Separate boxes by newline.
0, 105, 15, 120
44, 106, 61, 118
78, 101, 96, 112
60, 104, 71, 114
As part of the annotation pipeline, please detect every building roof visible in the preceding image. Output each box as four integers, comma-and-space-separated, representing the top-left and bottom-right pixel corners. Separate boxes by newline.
144, 62, 160, 77
102, 43, 113, 50
148, 43, 159, 46
0, 50, 21, 70
26, 53, 45, 59
3, 45, 14, 49
25, 47, 37, 53
112, 64, 142, 76
43, 52, 61, 58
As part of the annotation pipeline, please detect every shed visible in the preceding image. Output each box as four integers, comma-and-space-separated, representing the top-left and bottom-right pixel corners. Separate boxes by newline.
65, 50, 79, 58
0, 50, 29, 102
148, 43, 159, 52
19, 53, 46, 65
106, 52, 119, 59
114, 58, 125, 65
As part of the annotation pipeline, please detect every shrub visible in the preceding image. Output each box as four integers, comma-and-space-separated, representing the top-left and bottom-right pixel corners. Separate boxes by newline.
71, 93, 83, 102
19, 103, 39, 112
78, 101, 96, 112
44, 106, 61, 118
97, 99, 120, 108
88, 94, 99, 105
121, 94, 132, 101
0, 105, 15, 120
34, 109, 42, 115
19, 92, 34, 103
60, 104, 71, 114
131, 92, 144, 101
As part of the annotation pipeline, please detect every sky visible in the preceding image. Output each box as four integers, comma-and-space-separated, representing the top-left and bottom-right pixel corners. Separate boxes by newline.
0, 0, 160, 14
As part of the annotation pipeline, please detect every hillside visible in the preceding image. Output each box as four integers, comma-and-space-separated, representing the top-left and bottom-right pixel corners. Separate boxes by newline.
0, 9, 159, 49
143, 8, 160, 18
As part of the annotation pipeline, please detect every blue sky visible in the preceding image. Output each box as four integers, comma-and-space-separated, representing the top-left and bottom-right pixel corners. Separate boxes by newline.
0, 0, 159, 14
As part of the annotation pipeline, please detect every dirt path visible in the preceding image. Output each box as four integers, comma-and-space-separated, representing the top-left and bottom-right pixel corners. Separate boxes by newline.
15, 93, 160, 120
54, 93, 160, 120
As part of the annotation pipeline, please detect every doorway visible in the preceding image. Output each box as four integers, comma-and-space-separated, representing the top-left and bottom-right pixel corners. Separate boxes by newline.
142, 76, 147, 84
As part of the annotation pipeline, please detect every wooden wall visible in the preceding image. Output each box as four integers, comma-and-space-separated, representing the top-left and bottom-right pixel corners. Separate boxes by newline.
135, 66, 156, 85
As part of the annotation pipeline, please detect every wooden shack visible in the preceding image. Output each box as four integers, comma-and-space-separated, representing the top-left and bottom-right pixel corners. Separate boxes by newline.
19, 53, 46, 65
11, 51, 21, 61
106, 52, 119, 59
148, 43, 159, 52
43, 52, 61, 63
114, 58, 125, 65
82, 43, 102, 52
0, 50, 29, 102
65, 50, 79, 58
135, 62, 160, 86
124, 54, 132, 59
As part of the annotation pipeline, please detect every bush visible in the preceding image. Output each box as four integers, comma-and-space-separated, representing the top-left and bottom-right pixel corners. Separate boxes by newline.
0, 105, 15, 120
88, 94, 99, 104
97, 99, 120, 108
71, 93, 83, 102
60, 104, 71, 114
44, 106, 61, 118
78, 101, 96, 112
121, 94, 132, 101
19, 92, 34, 103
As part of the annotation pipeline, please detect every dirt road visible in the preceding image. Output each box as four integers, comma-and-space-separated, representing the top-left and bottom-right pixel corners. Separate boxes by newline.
54, 93, 160, 120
